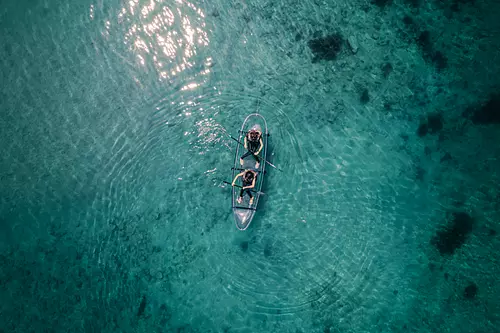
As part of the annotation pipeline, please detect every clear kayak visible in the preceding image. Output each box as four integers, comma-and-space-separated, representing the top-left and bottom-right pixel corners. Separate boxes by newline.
231, 114, 268, 230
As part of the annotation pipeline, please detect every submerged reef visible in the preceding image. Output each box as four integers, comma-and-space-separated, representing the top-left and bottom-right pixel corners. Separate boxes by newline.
360, 88, 370, 104
308, 33, 344, 63
401, 17, 448, 71
416, 31, 448, 71
372, 0, 392, 7
417, 113, 444, 137
464, 282, 478, 299
466, 94, 500, 125
431, 212, 474, 255
382, 62, 393, 78
450, 0, 476, 12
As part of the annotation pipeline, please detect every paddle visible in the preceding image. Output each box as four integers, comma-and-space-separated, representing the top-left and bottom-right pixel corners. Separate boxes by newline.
222, 181, 265, 195
220, 127, 283, 172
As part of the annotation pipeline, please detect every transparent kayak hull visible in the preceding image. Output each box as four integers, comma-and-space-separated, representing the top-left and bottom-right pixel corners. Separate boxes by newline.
231, 114, 268, 230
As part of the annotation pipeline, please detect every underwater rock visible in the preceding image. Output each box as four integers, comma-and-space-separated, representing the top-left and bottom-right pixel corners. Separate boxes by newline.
372, 0, 392, 7
417, 113, 443, 137
469, 94, 500, 125
264, 243, 272, 257
417, 123, 428, 137
427, 113, 443, 133
403, 15, 415, 26
464, 282, 478, 299
382, 62, 393, 78
405, 0, 421, 7
431, 212, 474, 255
137, 295, 147, 317
347, 35, 359, 54
431, 51, 448, 71
177, 324, 194, 333
451, 0, 476, 12
360, 88, 370, 104
417, 31, 432, 54
308, 33, 344, 62
440, 152, 452, 163
240, 241, 249, 252
415, 166, 425, 181
416, 31, 448, 70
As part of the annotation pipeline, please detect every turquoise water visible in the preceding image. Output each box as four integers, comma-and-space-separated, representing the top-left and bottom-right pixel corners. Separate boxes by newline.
1, 0, 500, 332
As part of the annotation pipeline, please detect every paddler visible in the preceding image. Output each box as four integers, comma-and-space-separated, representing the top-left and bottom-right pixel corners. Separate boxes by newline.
232, 169, 258, 205
240, 129, 263, 168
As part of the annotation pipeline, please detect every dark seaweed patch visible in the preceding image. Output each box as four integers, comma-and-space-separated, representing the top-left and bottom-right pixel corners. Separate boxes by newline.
431, 51, 448, 71
431, 212, 474, 255
372, 0, 392, 7
404, 0, 420, 7
264, 243, 272, 257
417, 113, 443, 137
416, 166, 425, 181
450, 0, 476, 12
469, 94, 500, 125
417, 123, 428, 137
416, 31, 448, 70
308, 33, 344, 63
427, 113, 443, 133
403, 15, 414, 26
417, 31, 432, 54
464, 282, 478, 299
360, 88, 370, 104
137, 295, 147, 317
240, 241, 249, 252
382, 62, 393, 78
440, 152, 452, 163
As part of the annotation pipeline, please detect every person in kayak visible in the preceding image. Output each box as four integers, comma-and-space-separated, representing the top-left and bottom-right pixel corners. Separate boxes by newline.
240, 129, 263, 168
232, 169, 257, 205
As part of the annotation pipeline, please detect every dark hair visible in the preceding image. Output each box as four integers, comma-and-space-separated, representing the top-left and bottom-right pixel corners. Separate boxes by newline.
244, 171, 254, 180
248, 130, 259, 141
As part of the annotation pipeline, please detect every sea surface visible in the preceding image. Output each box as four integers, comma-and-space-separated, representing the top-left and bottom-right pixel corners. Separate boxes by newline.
1, 0, 499, 332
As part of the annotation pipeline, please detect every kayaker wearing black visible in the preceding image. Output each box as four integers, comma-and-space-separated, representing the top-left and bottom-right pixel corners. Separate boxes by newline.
232, 169, 257, 205
240, 129, 263, 168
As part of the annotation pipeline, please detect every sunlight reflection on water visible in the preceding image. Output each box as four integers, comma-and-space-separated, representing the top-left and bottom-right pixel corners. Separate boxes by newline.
94, 0, 211, 84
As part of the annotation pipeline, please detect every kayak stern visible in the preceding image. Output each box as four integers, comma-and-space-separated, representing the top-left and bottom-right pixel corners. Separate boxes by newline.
233, 208, 255, 230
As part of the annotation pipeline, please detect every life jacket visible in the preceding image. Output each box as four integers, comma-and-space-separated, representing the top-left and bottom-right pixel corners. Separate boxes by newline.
247, 131, 261, 153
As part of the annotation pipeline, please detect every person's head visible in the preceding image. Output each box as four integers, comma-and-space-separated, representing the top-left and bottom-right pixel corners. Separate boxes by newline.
244, 170, 254, 182
248, 129, 259, 142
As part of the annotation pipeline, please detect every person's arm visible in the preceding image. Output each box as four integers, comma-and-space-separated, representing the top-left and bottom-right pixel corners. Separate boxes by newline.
232, 172, 243, 186
255, 138, 263, 155
243, 175, 256, 189
244, 137, 247, 150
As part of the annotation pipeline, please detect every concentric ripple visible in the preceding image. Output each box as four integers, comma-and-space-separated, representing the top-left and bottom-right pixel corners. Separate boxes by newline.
201, 93, 425, 329
75, 0, 427, 330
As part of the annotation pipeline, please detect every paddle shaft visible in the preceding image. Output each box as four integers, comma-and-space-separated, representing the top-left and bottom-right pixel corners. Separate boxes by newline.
223, 181, 264, 195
